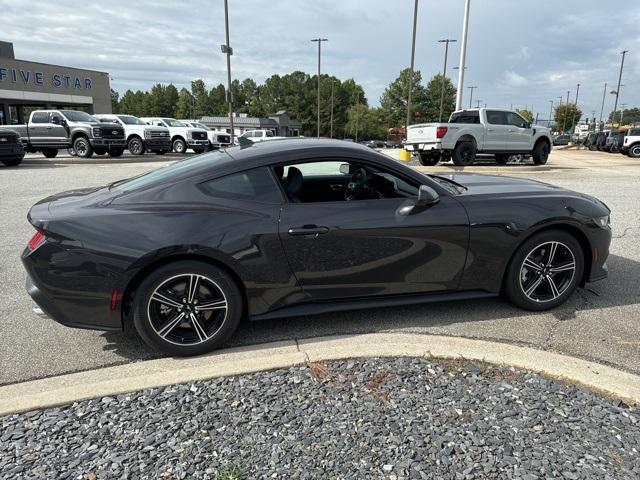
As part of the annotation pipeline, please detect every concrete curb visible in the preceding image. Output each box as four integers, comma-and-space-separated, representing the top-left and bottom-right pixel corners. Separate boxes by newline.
1, 333, 638, 416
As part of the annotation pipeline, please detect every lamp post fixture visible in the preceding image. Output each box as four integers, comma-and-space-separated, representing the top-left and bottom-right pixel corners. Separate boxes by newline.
221, 0, 234, 143
310, 38, 328, 138
455, 0, 471, 110
438, 39, 457, 121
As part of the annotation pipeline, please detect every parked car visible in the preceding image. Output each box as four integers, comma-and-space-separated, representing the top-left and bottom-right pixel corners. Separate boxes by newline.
585, 132, 599, 150
384, 140, 402, 149
94, 114, 171, 155
140, 117, 208, 154
610, 132, 626, 154
236, 129, 286, 143
23, 139, 611, 356
12, 110, 126, 158
595, 131, 609, 151
553, 134, 571, 146
182, 121, 232, 150
621, 128, 640, 158
404, 108, 552, 166
360, 140, 386, 149
0, 128, 25, 166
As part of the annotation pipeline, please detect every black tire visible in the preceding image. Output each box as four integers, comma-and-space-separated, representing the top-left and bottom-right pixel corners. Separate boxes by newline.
452, 141, 476, 166
532, 141, 550, 165
1, 155, 24, 167
503, 229, 584, 311
418, 153, 440, 166
73, 136, 93, 158
192, 148, 206, 154
109, 148, 124, 157
67, 147, 77, 156
42, 148, 58, 159
128, 137, 145, 155
495, 153, 509, 165
172, 138, 187, 154
132, 260, 243, 356
628, 144, 640, 158
94, 149, 107, 155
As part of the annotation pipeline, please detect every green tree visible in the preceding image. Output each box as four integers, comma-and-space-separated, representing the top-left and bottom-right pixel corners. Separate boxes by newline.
191, 79, 211, 117
516, 108, 534, 123
422, 74, 456, 122
174, 88, 194, 119
110, 88, 120, 113
609, 107, 640, 125
210, 84, 227, 115
345, 105, 386, 141
379, 68, 428, 128
554, 104, 582, 133
118, 89, 150, 116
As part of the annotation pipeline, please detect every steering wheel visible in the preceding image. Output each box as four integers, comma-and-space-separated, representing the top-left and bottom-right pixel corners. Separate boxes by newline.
345, 168, 368, 200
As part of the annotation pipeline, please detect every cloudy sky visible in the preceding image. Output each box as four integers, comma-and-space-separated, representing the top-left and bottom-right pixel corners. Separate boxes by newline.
2, 0, 638, 121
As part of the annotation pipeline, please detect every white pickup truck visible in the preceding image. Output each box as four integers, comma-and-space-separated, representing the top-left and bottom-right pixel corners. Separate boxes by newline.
183, 121, 232, 150
94, 114, 171, 155
237, 129, 286, 144
405, 108, 553, 166
140, 117, 209, 154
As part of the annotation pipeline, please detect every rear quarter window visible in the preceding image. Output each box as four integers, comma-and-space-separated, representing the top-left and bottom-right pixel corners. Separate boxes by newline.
200, 167, 282, 204
449, 112, 480, 124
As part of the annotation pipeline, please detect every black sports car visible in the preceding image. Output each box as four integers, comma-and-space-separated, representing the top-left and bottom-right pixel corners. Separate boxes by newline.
22, 139, 611, 356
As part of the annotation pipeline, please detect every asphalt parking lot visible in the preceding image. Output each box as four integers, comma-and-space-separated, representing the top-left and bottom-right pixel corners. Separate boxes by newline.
1, 148, 638, 385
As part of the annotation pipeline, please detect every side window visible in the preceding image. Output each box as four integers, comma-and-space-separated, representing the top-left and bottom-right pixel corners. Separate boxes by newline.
506, 112, 528, 128
31, 112, 49, 124
50, 113, 64, 125
200, 167, 282, 204
450, 111, 480, 124
486, 111, 506, 125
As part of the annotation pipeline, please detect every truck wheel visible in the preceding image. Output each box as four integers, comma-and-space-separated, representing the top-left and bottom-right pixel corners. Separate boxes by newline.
73, 137, 93, 158
172, 138, 186, 154
452, 141, 476, 166
1, 155, 24, 167
418, 153, 440, 166
109, 148, 124, 157
67, 147, 77, 156
42, 148, 58, 159
532, 141, 550, 165
628, 145, 640, 158
128, 137, 145, 155
495, 154, 509, 164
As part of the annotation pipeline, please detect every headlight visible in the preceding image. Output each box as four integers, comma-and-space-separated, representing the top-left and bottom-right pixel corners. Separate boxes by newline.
593, 215, 610, 228
92, 128, 102, 138
144, 129, 152, 139
187, 130, 193, 139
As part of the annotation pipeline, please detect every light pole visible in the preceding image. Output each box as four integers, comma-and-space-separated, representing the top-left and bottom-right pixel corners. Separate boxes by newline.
467, 86, 476, 108
570, 83, 580, 133
222, 0, 234, 143
548, 100, 554, 129
620, 103, 627, 125
330, 79, 335, 138
311, 38, 328, 138
406, 0, 419, 134
455, 0, 471, 111
438, 39, 457, 121
612, 50, 628, 127
599, 82, 607, 131
476, 99, 482, 109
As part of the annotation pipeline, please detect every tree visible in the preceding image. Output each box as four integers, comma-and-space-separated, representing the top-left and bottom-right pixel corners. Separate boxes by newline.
516, 108, 534, 123
379, 68, 428, 128
422, 74, 456, 123
554, 104, 582, 133
174, 88, 194, 119
345, 105, 386, 141
209, 84, 227, 115
609, 107, 640, 125
191, 79, 211, 117
110, 88, 120, 113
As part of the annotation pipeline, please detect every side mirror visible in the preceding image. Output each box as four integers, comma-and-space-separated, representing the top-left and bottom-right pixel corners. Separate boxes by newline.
60, 118, 67, 127
51, 117, 60, 125
417, 185, 439, 206
339, 163, 351, 174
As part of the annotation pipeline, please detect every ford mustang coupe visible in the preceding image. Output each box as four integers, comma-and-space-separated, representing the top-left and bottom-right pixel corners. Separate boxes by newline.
22, 139, 611, 356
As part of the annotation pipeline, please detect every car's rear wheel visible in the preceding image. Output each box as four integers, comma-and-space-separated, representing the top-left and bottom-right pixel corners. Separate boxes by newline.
418, 153, 440, 166
503, 230, 584, 311
132, 261, 242, 356
495, 153, 509, 164
629, 145, 640, 158
452, 141, 476, 166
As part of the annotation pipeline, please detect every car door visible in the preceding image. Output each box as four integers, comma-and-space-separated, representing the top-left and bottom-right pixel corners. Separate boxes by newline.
28, 111, 50, 145
483, 110, 509, 151
277, 159, 469, 300
505, 112, 533, 151
48, 112, 69, 146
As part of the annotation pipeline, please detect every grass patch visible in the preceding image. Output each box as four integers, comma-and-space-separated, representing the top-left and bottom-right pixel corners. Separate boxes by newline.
213, 465, 247, 480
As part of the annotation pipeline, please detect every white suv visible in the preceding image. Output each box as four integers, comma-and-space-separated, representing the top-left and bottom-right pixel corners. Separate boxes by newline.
183, 121, 232, 150
140, 117, 209, 153
94, 114, 171, 155
621, 128, 640, 158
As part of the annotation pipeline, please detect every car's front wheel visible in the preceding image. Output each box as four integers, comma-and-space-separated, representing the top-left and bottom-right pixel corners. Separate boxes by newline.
128, 137, 145, 155
532, 141, 550, 165
172, 138, 187, 154
132, 261, 243, 356
73, 136, 93, 158
503, 230, 584, 311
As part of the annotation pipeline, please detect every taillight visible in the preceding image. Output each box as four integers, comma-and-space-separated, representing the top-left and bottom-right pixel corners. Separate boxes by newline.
436, 126, 448, 139
27, 230, 46, 251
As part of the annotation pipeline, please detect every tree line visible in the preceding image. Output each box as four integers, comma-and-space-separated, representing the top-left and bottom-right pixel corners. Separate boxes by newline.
110, 69, 458, 140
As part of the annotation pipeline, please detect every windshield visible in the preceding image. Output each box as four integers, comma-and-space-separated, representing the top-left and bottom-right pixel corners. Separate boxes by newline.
162, 118, 187, 127
118, 115, 146, 125
110, 150, 230, 192
61, 110, 98, 122
191, 122, 211, 131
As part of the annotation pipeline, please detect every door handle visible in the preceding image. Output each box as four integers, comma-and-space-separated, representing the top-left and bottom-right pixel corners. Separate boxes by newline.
487, 128, 494, 132
329, 184, 343, 191
508, 129, 515, 133
46, 126, 53, 130
288, 225, 329, 236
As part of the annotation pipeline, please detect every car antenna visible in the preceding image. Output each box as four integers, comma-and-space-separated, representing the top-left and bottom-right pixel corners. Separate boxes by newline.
237, 136, 253, 148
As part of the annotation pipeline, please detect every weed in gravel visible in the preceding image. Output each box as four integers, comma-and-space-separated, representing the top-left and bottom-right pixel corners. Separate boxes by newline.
213, 464, 247, 480
307, 361, 331, 382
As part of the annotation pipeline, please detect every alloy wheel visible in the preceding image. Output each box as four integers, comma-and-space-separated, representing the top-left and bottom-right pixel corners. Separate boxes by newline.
147, 273, 228, 346
75, 140, 87, 156
519, 241, 576, 303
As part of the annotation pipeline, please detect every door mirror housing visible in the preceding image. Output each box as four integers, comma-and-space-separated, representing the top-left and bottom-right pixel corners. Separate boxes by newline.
417, 185, 439, 206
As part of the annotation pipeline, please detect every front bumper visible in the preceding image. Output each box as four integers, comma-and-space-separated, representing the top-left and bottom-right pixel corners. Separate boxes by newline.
0, 142, 25, 158
144, 138, 172, 150
91, 139, 126, 149
187, 140, 209, 148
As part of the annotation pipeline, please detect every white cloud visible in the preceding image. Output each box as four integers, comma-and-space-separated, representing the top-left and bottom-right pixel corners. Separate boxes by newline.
503, 71, 528, 87
508, 46, 531, 62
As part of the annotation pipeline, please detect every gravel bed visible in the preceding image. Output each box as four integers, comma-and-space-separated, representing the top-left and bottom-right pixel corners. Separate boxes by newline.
1, 357, 639, 479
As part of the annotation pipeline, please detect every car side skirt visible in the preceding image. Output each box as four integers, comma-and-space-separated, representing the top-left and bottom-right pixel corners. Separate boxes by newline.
249, 290, 496, 321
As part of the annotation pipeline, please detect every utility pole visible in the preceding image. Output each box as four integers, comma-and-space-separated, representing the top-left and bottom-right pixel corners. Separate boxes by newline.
330, 80, 334, 138
311, 38, 328, 138
467, 86, 476, 108
406, 0, 419, 135
222, 0, 234, 143
570, 83, 580, 133
599, 82, 607, 131
620, 103, 627, 125
476, 99, 482, 109
612, 50, 628, 128
438, 39, 456, 121
548, 100, 554, 129
455, 0, 471, 111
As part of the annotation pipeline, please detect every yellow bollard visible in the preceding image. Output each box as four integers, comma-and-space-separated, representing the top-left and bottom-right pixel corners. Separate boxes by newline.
399, 148, 412, 162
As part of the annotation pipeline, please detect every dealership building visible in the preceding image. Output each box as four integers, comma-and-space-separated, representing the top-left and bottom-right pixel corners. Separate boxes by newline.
0, 41, 112, 125
200, 110, 302, 137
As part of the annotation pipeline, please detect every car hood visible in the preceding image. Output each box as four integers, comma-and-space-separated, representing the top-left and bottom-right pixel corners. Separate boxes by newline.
435, 173, 566, 196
